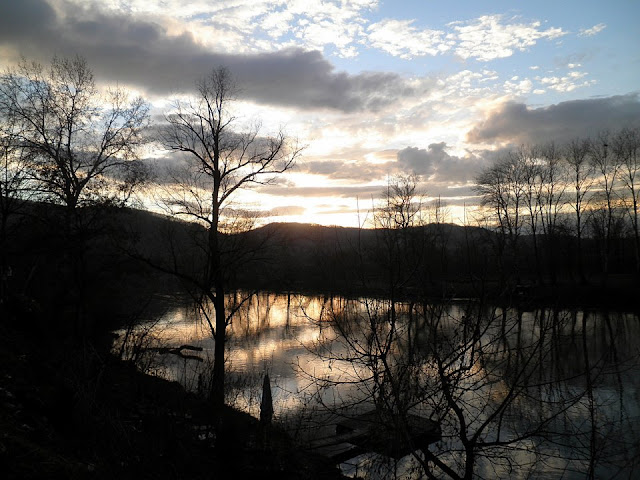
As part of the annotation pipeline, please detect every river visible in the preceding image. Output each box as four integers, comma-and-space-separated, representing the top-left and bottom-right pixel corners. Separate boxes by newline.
116, 291, 640, 479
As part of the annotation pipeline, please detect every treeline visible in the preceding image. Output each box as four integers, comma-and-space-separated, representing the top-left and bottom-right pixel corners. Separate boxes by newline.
475, 128, 640, 286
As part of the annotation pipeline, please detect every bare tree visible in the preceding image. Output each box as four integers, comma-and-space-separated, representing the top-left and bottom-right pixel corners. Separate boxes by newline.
0, 56, 149, 213
375, 174, 423, 231
516, 145, 544, 282
613, 127, 640, 273
0, 113, 32, 304
0, 55, 149, 337
538, 142, 568, 284
303, 279, 639, 479
564, 138, 594, 284
157, 66, 299, 411
475, 154, 526, 286
302, 281, 614, 479
367, 174, 426, 297
589, 132, 621, 279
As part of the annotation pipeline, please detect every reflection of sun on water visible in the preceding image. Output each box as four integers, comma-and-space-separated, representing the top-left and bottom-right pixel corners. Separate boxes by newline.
134, 293, 522, 419
141, 292, 362, 415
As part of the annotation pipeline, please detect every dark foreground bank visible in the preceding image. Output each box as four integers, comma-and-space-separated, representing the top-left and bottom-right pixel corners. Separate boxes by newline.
0, 315, 345, 480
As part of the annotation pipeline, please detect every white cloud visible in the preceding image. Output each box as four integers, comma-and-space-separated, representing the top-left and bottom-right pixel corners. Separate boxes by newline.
538, 72, 594, 92
451, 15, 566, 61
366, 19, 450, 59
260, 7, 295, 39
59, 2, 577, 67
87, 0, 378, 57
579, 23, 606, 37
478, 69, 500, 83
293, 16, 365, 57
504, 78, 533, 95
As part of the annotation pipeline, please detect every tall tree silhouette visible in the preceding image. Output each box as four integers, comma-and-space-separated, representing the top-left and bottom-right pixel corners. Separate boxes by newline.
614, 127, 640, 273
0, 55, 149, 337
0, 111, 32, 304
158, 66, 299, 411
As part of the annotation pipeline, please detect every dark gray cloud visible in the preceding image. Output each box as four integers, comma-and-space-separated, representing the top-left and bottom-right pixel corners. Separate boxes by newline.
298, 159, 389, 180
424, 186, 480, 205
396, 143, 486, 182
467, 94, 640, 145
255, 178, 480, 205
295, 144, 486, 188
0, 0, 415, 112
0, 0, 56, 41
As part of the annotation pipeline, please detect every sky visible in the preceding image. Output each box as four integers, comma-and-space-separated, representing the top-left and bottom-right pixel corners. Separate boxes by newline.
1, 0, 639, 227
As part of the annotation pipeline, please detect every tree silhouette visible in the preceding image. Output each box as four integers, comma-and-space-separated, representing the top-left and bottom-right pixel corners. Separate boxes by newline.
0, 55, 149, 338
156, 66, 300, 411
0, 56, 149, 212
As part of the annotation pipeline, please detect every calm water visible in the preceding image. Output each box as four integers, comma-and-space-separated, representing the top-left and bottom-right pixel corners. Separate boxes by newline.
118, 292, 640, 479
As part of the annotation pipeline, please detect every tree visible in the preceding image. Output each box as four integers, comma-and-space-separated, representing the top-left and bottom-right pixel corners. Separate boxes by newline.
0, 112, 32, 304
613, 127, 640, 273
157, 66, 299, 411
302, 246, 626, 478
302, 257, 607, 479
369, 174, 426, 297
537, 142, 567, 284
475, 154, 526, 287
516, 145, 544, 282
564, 138, 594, 283
0, 55, 149, 336
588, 132, 621, 279
0, 56, 149, 213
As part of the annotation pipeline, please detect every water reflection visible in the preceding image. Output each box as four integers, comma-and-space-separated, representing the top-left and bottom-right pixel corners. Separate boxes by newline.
117, 292, 640, 478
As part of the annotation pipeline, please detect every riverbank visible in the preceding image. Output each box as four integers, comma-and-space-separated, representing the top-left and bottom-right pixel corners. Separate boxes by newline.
0, 316, 346, 479
234, 272, 640, 313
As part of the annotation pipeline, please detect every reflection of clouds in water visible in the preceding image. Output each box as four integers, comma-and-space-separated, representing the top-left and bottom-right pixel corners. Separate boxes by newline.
144, 292, 373, 416
122, 294, 640, 480
134, 292, 640, 437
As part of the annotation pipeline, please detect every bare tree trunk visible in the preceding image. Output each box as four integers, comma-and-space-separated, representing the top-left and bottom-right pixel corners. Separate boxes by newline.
582, 312, 596, 479
212, 286, 226, 411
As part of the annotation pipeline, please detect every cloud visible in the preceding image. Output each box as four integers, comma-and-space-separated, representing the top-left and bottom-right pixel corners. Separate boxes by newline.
267, 205, 307, 216
257, 184, 383, 198
298, 142, 486, 185
535, 71, 595, 93
366, 19, 451, 59
450, 15, 566, 61
0, 0, 415, 112
61, 0, 376, 57
579, 23, 606, 37
466, 93, 640, 145
396, 143, 485, 182
298, 159, 389, 181
503, 77, 534, 96
348, 13, 567, 63
256, 178, 480, 207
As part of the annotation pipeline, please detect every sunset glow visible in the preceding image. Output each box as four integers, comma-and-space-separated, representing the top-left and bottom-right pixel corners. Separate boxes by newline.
1, 1, 638, 227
